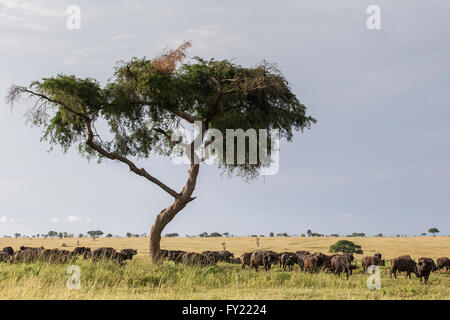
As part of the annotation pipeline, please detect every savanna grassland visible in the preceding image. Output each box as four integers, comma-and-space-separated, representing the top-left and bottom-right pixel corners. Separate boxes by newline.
0, 237, 448, 300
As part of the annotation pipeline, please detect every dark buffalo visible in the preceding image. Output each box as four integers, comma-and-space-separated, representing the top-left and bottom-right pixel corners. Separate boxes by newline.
182, 252, 209, 265
417, 257, 436, 284
218, 251, 234, 262
91, 247, 117, 260
303, 255, 319, 273
73, 247, 91, 256
249, 251, 269, 272
240, 252, 253, 269
362, 255, 385, 272
0, 252, 11, 262
280, 253, 299, 271
13, 247, 45, 262
120, 249, 138, 260
311, 252, 335, 271
295, 252, 311, 271
331, 255, 353, 279
249, 251, 279, 272
201, 252, 220, 265
229, 257, 241, 264
264, 251, 280, 270
167, 250, 185, 265
201, 251, 221, 264
389, 256, 418, 279
436, 257, 449, 271
2, 247, 14, 256
418, 257, 437, 271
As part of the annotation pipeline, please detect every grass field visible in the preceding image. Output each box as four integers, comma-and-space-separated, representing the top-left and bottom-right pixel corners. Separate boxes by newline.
0, 236, 448, 300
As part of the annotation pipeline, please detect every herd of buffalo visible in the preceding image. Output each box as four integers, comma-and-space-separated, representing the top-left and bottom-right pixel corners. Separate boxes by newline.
1, 246, 449, 284
161, 249, 450, 284
0, 246, 137, 265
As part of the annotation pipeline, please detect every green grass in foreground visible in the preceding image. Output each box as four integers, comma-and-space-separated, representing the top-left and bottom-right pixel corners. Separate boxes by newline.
0, 257, 448, 300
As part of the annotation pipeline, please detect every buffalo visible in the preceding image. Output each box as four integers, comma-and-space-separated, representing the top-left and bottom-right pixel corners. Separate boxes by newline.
389, 256, 418, 279
362, 255, 385, 272
181, 252, 210, 266
240, 252, 253, 269
0, 252, 11, 262
303, 255, 320, 273
167, 250, 185, 265
436, 257, 449, 271
2, 247, 14, 256
280, 253, 299, 271
331, 255, 353, 279
249, 251, 279, 272
417, 257, 436, 284
120, 249, 138, 261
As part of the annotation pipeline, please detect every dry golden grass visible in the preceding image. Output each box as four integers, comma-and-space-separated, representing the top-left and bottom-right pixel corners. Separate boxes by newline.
0, 236, 448, 300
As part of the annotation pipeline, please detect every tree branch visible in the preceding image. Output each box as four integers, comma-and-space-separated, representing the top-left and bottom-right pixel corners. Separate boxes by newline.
84, 119, 181, 199
11, 87, 182, 200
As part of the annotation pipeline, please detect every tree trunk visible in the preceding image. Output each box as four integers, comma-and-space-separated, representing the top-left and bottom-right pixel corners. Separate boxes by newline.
149, 164, 199, 264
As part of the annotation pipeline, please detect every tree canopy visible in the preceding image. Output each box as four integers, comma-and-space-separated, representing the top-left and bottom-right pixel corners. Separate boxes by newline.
7, 42, 315, 180
428, 228, 440, 236
329, 240, 363, 255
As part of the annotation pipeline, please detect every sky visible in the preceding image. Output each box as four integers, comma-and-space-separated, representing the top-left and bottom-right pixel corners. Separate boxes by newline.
0, 0, 449, 237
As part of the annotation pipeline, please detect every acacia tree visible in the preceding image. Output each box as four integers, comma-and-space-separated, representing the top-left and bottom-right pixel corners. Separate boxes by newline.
329, 240, 363, 255
7, 42, 315, 264
428, 228, 439, 236
87, 230, 103, 240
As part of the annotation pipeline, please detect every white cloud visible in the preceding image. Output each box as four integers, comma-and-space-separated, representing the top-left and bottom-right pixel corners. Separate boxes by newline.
0, 216, 20, 223
67, 215, 80, 222
0, 0, 66, 17
50, 217, 59, 223
85, 217, 91, 222
111, 33, 131, 42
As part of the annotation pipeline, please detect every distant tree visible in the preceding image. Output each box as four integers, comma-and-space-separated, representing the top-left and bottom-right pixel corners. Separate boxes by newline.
330, 234, 340, 237
125, 232, 132, 238
164, 233, 179, 238
420, 233, 426, 236
105, 233, 113, 238
87, 230, 103, 240
63, 232, 68, 238
346, 232, 364, 237
58, 232, 63, 239
14, 233, 21, 238
78, 233, 84, 238
48, 231, 58, 238
269, 232, 274, 237
329, 240, 363, 255
199, 232, 209, 238
306, 229, 312, 237
301, 233, 306, 237
209, 232, 222, 237
375, 233, 383, 237
223, 232, 230, 237
428, 228, 440, 236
